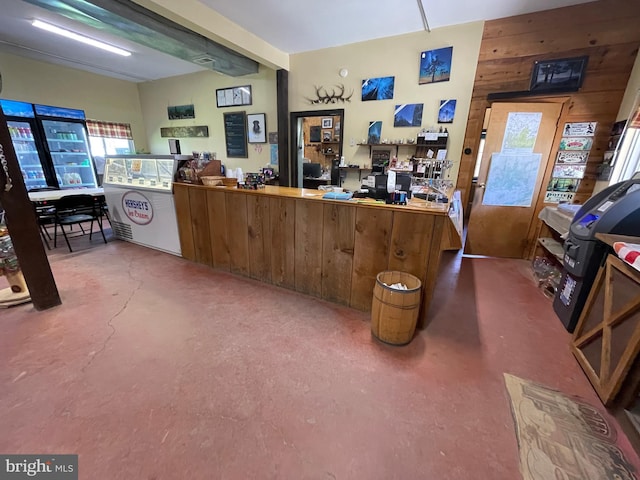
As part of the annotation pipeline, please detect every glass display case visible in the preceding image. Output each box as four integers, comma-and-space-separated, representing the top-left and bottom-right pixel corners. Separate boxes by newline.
104, 155, 177, 191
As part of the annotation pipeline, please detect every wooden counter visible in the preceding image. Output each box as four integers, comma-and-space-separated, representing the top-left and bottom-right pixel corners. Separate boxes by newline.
173, 184, 458, 328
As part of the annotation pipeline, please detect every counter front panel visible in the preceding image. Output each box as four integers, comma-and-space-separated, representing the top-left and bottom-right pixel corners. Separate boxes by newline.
173, 184, 451, 327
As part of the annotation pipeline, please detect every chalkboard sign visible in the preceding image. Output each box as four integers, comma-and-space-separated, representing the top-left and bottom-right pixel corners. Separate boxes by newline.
223, 111, 248, 158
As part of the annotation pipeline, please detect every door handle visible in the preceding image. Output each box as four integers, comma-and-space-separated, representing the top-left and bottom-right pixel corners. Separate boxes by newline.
478, 183, 486, 189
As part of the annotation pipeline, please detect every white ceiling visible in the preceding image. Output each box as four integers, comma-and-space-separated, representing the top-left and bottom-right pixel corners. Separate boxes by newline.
0, 0, 597, 83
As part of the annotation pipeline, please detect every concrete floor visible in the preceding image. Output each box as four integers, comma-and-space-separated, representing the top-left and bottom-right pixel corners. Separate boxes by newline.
1, 237, 638, 479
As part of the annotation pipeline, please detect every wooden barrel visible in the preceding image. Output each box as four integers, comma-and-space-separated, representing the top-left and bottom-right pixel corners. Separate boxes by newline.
371, 271, 422, 345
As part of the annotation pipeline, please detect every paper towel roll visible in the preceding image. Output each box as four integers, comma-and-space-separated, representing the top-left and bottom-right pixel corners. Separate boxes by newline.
387, 170, 396, 194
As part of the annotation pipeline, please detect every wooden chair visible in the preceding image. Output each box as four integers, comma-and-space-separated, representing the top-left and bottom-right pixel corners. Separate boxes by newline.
53, 194, 107, 252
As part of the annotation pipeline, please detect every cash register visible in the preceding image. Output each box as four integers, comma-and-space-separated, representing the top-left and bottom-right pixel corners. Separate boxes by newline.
553, 176, 640, 332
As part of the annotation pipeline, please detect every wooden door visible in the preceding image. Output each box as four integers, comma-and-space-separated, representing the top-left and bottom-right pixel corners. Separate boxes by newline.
465, 102, 561, 258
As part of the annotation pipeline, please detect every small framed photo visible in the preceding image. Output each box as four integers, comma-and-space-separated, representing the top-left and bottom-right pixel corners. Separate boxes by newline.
529, 56, 588, 93
322, 130, 332, 142
322, 118, 333, 129
247, 113, 266, 143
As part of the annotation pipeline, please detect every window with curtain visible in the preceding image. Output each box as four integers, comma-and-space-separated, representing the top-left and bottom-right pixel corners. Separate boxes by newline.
86, 120, 136, 178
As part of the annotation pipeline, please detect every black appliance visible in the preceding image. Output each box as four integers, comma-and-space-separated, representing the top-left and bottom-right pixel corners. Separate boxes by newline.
303, 162, 322, 178
553, 178, 640, 332
0, 99, 98, 190
330, 158, 340, 186
356, 173, 413, 201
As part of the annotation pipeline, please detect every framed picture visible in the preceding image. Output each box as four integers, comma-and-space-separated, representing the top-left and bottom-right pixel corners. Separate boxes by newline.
394, 104, 423, 127
309, 126, 321, 143
322, 117, 333, 129
438, 100, 457, 124
362, 76, 395, 101
529, 56, 588, 93
368, 121, 382, 144
247, 113, 266, 143
322, 130, 332, 142
160, 126, 208, 138
419, 47, 453, 85
167, 104, 195, 120
216, 85, 252, 108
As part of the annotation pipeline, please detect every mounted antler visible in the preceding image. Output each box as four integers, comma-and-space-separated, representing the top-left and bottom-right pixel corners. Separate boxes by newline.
305, 84, 354, 104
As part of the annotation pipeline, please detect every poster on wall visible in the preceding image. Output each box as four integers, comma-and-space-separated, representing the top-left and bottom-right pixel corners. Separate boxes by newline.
270, 144, 278, 165
501, 112, 542, 154
482, 152, 542, 207
545, 191, 576, 203
556, 151, 588, 164
559, 137, 593, 150
563, 122, 596, 137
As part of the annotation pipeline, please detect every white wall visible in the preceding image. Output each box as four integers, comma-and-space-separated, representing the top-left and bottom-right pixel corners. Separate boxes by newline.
289, 22, 484, 189
137, 66, 277, 174
0, 52, 148, 151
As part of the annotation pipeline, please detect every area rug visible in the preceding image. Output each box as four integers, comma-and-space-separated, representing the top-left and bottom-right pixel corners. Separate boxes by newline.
504, 373, 638, 480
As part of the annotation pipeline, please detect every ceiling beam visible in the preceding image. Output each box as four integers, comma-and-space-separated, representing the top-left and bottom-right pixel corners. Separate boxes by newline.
132, 0, 290, 71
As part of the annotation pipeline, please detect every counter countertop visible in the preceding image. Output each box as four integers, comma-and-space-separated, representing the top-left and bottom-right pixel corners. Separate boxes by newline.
174, 183, 451, 215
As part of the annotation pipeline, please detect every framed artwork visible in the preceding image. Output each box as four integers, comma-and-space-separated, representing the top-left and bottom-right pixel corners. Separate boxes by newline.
322, 118, 333, 128
438, 100, 457, 123
160, 126, 208, 138
362, 76, 395, 101
529, 56, 588, 93
419, 47, 453, 84
322, 130, 332, 142
247, 113, 266, 143
268, 132, 278, 144
309, 126, 321, 142
167, 104, 195, 120
368, 121, 382, 144
394, 104, 423, 127
216, 85, 252, 108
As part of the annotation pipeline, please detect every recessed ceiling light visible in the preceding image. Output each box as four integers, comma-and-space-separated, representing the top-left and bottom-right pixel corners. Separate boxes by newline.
32, 20, 131, 57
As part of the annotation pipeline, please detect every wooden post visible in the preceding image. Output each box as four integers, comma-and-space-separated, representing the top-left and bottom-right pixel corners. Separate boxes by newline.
0, 109, 61, 310
277, 69, 290, 186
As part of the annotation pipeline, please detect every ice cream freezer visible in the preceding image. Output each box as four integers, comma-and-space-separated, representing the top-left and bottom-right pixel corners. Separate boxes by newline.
103, 155, 184, 256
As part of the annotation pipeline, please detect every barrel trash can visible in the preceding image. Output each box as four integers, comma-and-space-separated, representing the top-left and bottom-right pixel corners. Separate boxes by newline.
371, 271, 422, 345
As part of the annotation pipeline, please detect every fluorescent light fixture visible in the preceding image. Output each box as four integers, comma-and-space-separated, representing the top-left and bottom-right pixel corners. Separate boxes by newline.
32, 19, 131, 57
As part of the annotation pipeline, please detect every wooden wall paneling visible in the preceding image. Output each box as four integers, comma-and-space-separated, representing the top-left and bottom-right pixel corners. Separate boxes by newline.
294, 200, 324, 296
321, 203, 356, 305
350, 208, 393, 311
458, 0, 640, 214
173, 184, 196, 261
419, 216, 447, 328
226, 193, 250, 276
247, 195, 272, 283
206, 189, 230, 271
388, 212, 434, 281
188, 188, 213, 266
270, 197, 296, 289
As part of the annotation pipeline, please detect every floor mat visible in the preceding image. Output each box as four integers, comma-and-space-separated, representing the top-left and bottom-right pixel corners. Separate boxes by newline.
504, 373, 638, 480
